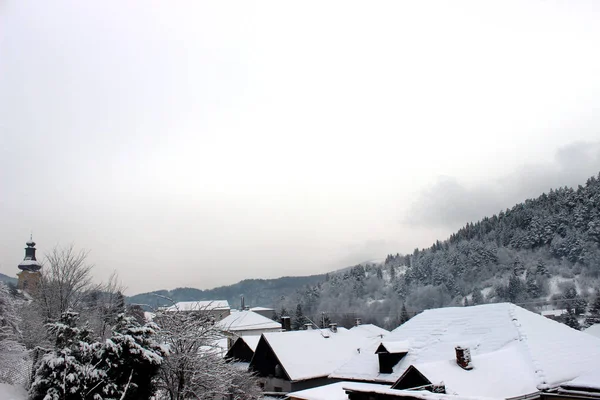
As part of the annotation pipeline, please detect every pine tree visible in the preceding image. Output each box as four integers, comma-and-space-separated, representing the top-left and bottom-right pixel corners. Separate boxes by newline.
526, 272, 541, 299
102, 314, 166, 400
472, 289, 484, 305
293, 304, 305, 330
584, 290, 600, 328
563, 310, 581, 331
400, 304, 410, 324
29, 312, 105, 400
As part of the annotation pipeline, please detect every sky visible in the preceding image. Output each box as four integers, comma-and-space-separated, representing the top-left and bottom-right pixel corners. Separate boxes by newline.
2, 1, 600, 295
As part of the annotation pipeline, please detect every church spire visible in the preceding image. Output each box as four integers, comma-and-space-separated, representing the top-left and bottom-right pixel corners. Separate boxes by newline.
18, 235, 42, 272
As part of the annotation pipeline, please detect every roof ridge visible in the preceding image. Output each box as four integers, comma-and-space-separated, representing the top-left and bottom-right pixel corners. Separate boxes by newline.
508, 303, 547, 390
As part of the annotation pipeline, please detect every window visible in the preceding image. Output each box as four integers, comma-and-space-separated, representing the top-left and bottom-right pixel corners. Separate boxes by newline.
274, 387, 282, 392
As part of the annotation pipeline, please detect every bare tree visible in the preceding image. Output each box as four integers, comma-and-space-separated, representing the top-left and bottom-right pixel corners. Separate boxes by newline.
36, 244, 97, 320
153, 301, 261, 400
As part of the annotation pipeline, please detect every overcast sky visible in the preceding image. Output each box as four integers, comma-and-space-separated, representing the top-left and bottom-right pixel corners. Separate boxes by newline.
2, 1, 600, 295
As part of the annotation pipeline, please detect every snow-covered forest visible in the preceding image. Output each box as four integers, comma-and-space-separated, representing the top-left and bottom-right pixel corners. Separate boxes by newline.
276, 173, 600, 330
0, 245, 260, 399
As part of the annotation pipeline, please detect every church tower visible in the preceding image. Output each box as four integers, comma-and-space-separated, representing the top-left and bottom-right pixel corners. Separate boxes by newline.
17, 235, 43, 292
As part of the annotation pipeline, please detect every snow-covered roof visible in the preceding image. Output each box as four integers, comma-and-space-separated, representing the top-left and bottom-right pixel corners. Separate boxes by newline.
330, 303, 600, 397
216, 310, 281, 332
287, 382, 502, 400
584, 323, 600, 339
378, 340, 410, 354
239, 335, 261, 351
349, 324, 390, 338
162, 300, 230, 312
410, 342, 538, 398
250, 306, 274, 312
257, 328, 373, 382
561, 369, 600, 392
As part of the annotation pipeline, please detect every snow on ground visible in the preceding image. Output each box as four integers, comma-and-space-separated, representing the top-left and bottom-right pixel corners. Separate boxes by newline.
0, 383, 27, 400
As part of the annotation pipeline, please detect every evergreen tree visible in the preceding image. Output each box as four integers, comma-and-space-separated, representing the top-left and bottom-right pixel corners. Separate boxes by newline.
526, 272, 541, 299
563, 310, 581, 331
472, 289, 484, 305
584, 290, 600, 328
507, 275, 525, 303
102, 314, 166, 400
29, 312, 106, 400
293, 304, 305, 330
399, 304, 410, 324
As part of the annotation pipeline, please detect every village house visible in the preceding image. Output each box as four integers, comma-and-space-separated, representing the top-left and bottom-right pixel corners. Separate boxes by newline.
287, 303, 600, 400
250, 323, 387, 395
225, 335, 261, 363
216, 309, 282, 348
162, 300, 231, 322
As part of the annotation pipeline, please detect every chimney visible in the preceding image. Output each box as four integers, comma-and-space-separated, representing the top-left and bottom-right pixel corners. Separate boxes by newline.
329, 323, 338, 333
304, 323, 313, 330
240, 296, 245, 311
281, 316, 292, 332
455, 346, 473, 370
355, 318, 362, 327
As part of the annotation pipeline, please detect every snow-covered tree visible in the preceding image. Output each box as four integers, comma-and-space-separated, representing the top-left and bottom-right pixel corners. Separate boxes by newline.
584, 290, 600, 328
154, 306, 261, 400
30, 311, 165, 400
293, 304, 305, 330
0, 282, 28, 385
102, 313, 166, 400
29, 311, 106, 400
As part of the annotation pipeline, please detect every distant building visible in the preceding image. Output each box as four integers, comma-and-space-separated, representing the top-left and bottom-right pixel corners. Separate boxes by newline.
216, 310, 281, 348
17, 236, 42, 293
249, 306, 276, 319
161, 300, 231, 322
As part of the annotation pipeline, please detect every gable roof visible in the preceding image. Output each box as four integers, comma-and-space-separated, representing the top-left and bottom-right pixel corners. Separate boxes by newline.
216, 310, 281, 332
253, 328, 374, 382
331, 303, 600, 396
163, 300, 230, 312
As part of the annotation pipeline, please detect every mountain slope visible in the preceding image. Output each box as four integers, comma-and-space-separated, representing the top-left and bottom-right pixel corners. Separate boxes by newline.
127, 274, 327, 310
0, 272, 17, 286
283, 172, 600, 329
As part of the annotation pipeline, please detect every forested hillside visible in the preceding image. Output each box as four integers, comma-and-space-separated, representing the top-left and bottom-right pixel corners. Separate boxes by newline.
281, 172, 600, 329
127, 274, 326, 310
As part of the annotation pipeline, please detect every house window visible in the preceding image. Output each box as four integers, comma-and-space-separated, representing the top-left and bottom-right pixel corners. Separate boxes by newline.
259, 382, 264, 389
274, 387, 282, 392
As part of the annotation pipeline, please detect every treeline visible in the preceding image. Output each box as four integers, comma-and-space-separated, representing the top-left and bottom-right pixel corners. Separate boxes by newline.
279, 173, 600, 330
127, 274, 326, 311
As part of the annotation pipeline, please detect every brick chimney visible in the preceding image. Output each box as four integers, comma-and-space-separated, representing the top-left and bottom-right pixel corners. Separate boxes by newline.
281, 316, 292, 332
455, 346, 473, 370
